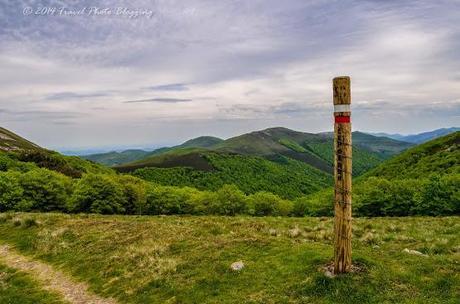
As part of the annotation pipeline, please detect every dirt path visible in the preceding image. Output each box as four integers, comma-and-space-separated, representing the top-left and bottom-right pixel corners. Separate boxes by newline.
0, 244, 117, 304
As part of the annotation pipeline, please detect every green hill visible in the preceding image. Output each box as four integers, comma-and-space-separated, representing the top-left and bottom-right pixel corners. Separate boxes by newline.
0, 127, 45, 152
309, 132, 460, 216
118, 127, 411, 175
0, 127, 112, 177
114, 128, 412, 199
130, 151, 333, 199
82, 136, 223, 166
362, 131, 459, 179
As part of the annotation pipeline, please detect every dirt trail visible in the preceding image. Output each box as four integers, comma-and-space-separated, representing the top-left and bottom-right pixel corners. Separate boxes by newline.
0, 244, 117, 304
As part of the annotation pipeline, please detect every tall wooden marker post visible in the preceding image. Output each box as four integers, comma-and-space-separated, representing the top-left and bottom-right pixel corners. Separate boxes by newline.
333, 76, 352, 274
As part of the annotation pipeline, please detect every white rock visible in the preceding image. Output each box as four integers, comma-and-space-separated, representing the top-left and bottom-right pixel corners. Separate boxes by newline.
289, 227, 301, 238
269, 228, 277, 236
324, 270, 335, 278
230, 261, 245, 271
403, 248, 428, 257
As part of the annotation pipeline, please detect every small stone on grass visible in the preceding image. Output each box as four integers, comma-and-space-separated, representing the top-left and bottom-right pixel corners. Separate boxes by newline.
403, 248, 428, 257
230, 261, 244, 271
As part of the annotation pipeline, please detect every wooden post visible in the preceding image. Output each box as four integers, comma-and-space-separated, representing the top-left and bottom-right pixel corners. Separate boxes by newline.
333, 76, 352, 274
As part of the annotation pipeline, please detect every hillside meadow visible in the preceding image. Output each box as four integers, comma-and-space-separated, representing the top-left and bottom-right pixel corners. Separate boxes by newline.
0, 213, 458, 303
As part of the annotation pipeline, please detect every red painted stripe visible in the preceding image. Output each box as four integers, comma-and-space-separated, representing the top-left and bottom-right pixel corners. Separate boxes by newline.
335, 116, 350, 123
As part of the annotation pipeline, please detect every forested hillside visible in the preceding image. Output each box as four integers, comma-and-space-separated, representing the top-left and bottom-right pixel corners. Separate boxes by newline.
115, 128, 412, 193
131, 152, 333, 199
82, 136, 223, 166
309, 132, 460, 217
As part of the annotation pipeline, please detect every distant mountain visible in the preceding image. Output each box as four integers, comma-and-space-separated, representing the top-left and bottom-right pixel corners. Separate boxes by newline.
82, 149, 150, 166
117, 127, 412, 175
82, 136, 223, 166
112, 127, 413, 198
370, 127, 459, 144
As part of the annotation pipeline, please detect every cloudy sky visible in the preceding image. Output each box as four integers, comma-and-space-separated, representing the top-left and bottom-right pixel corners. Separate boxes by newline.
1, 0, 459, 151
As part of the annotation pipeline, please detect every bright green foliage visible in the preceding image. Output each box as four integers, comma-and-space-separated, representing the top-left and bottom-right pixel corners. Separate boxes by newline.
247, 191, 293, 216
69, 174, 126, 214
16, 150, 113, 178
18, 168, 71, 212
117, 175, 148, 215
0, 153, 38, 172
362, 131, 459, 179
212, 184, 248, 215
304, 142, 384, 176
133, 153, 333, 199
0, 171, 23, 211
294, 190, 334, 216
278, 138, 308, 153
145, 185, 200, 215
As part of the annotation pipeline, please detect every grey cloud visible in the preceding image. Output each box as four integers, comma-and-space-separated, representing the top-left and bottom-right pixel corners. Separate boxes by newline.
46, 91, 110, 101
0, 109, 85, 120
146, 83, 189, 91
124, 98, 192, 103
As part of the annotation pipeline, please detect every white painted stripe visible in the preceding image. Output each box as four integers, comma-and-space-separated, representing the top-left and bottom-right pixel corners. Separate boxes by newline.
334, 104, 351, 112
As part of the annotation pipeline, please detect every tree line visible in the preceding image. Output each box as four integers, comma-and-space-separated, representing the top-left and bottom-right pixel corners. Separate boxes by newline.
0, 167, 458, 217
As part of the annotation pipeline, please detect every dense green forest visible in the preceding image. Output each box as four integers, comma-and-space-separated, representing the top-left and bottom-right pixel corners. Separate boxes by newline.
112, 128, 412, 196
131, 152, 332, 199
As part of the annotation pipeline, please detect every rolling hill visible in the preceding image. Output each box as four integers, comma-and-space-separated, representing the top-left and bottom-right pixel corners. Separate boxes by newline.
117, 127, 412, 175
82, 136, 223, 166
362, 130, 459, 179
86, 128, 412, 171
309, 131, 460, 216
0, 127, 45, 152
114, 128, 412, 199
0, 127, 112, 177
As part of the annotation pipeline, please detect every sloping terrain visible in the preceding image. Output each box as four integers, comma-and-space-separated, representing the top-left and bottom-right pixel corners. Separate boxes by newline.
0, 127, 45, 152
0, 127, 112, 177
117, 127, 411, 177
309, 132, 460, 217
82, 136, 223, 166
362, 131, 459, 179
130, 151, 333, 199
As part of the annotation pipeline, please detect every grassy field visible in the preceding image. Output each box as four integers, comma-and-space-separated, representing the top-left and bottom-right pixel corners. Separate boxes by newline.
0, 262, 66, 304
0, 213, 458, 304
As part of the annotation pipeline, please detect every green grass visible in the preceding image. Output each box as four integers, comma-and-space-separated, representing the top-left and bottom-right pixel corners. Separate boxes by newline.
0, 213, 458, 303
0, 262, 66, 304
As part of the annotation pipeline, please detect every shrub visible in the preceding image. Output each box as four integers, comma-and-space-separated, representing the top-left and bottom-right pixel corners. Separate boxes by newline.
211, 184, 248, 215
69, 174, 126, 214
292, 197, 310, 217
248, 192, 292, 216
145, 185, 196, 215
19, 168, 71, 212
413, 174, 460, 215
0, 171, 23, 211
187, 190, 219, 215
117, 175, 147, 215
